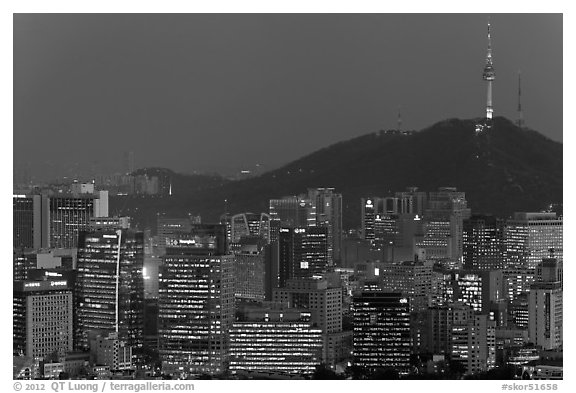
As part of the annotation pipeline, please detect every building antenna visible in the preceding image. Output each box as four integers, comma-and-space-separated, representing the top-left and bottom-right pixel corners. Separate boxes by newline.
397, 106, 403, 131
517, 70, 525, 128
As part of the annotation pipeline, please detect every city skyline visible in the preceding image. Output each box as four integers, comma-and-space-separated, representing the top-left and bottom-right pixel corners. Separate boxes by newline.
14, 14, 562, 180
11, 10, 564, 383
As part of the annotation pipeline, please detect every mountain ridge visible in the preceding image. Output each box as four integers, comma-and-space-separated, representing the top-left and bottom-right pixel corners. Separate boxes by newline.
110, 116, 562, 230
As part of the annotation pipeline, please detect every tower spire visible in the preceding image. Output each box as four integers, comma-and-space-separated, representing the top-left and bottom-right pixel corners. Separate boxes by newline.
397, 106, 402, 131
517, 70, 524, 128
482, 19, 495, 120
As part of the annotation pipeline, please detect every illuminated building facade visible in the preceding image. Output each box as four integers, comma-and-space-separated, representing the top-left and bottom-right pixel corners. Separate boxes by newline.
463, 215, 506, 270
230, 212, 271, 243
273, 278, 345, 366
430, 270, 456, 307
156, 216, 201, 255
361, 194, 422, 250
276, 226, 329, 282
75, 227, 144, 352
233, 238, 267, 301
158, 224, 234, 376
423, 302, 472, 356
273, 278, 342, 334
269, 196, 315, 228
451, 311, 496, 375
528, 258, 562, 350
508, 293, 529, 329
89, 332, 132, 371
308, 188, 343, 263
455, 270, 503, 313
379, 261, 433, 312
505, 212, 563, 269
352, 289, 411, 373
502, 269, 535, 302
416, 187, 471, 263
13, 279, 73, 358
48, 191, 109, 248
13, 194, 48, 249
229, 305, 323, 375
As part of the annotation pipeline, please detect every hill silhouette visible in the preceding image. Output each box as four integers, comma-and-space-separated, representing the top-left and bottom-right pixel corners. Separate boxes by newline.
110, 117, 562, 231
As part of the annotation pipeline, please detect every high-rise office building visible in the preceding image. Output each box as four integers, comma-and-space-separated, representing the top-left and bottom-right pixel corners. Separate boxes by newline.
269, 195, 316, 228
416, 187, 471, 263
508, 293, 529, 329
463, 215, 506, 270
352, 288, 411, 374
308, 188, 343, 263
451, 311, 496, 375
502, 268, 535, 302
13, 194, 49, 249
48, 191, 109, 249
13, 279, 73, 359
230, 213, 271, 243
275, 226, 329, 283
229, 304, 323, 376
75, 226, 144, 353
380, 261, 433, 312
528, 258, 562, 350
505, 213, 563, 269
233, 237, 267, 301
158, 224, 234, 376
454, 270, 503, 313
423, 302, 473, 356
156, 216, 201, 255
360, 196, 408, 245
394, 187, 428, 217
273, 278, 342, 334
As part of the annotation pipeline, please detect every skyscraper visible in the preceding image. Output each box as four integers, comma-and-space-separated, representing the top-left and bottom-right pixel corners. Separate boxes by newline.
273, 278, 342, 335
463, 215, 506, 270
233, 237, 267, 301
528, 258, 562, 350
75, 226, 144, 354
379, 261, 433, 313
13, 194, 49, 249
416, 187, 471, 264
269, 195, 316, 228
505, 212, 563, 269
48, 191, 109, 249
158, 224, 234, 376
352, 288, 411, 374
230, 212, 271, 243
276, 226, 329, 282
13, 279, 73, 358
156, 216, 201, 255
308, 188, 343, 264
451, 311, 496, 375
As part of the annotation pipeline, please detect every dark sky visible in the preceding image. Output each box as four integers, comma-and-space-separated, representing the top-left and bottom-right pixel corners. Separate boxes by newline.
13, 14, 562, 181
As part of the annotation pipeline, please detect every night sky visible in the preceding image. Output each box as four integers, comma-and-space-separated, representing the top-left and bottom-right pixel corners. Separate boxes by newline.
13, 14, 562, 181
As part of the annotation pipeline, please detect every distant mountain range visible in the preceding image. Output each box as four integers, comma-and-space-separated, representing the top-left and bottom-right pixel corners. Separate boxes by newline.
110, 117, 562, 231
